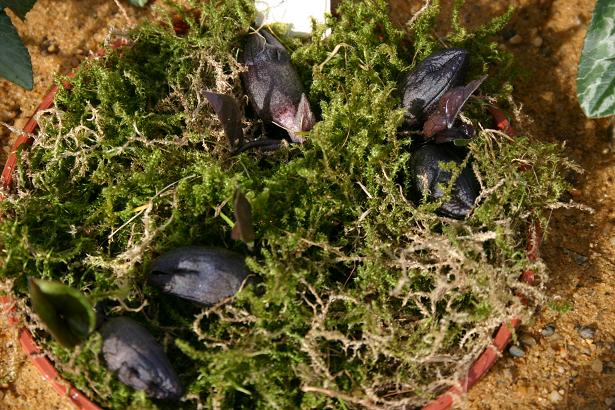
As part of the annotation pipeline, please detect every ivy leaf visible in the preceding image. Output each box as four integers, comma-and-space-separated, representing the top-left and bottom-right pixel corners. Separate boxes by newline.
576, 0, 615, 118
0, 0, 37, 20
129, 0, 149, 7
0, 10, 32, 89
28, 277, 96, 348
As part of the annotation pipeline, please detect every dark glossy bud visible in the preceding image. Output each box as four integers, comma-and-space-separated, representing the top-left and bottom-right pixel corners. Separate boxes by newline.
240, 29, 315, 143
410, 144, 479, 219
100, 317, 183, 400
423, 75, 487, 137
400, 49, 468, 127
149, 246, 249, 305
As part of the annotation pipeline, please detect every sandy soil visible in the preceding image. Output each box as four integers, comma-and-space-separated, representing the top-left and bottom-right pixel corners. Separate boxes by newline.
1, 0, 613, 409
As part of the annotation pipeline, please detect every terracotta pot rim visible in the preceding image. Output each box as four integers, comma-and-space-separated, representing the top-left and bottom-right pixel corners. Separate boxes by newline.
0, 46, 537, 409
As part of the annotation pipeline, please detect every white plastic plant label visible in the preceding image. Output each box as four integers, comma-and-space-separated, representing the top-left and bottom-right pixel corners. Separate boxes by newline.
255, 0, 331, 37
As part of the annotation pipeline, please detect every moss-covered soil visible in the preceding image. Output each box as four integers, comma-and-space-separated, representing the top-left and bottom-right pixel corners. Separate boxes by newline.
0, 1, 584, 409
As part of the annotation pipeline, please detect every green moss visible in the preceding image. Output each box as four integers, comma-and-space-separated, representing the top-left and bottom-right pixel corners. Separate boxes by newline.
0, 0, 575, 409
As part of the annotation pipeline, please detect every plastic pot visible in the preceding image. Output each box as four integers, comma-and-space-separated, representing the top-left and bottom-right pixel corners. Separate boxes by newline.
0, 46, 538, 410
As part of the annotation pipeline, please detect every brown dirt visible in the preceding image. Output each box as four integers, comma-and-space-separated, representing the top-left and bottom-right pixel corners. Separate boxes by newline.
1, 0, 613, 409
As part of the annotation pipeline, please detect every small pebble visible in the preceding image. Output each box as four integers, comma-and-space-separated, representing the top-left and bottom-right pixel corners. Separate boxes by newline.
591, 359, 603, 373
562, 247, 588, 266
0, 110, 16, 122
549, 390, 562, 402
509, 345, 525, 358
605, 397, 615, 407
557, 366, 565, 374
47, 43, 58, 54
531, 36, 544, 47
578, 326, 595, 339
549, 333, 564, 348
521, 335, 537, 347
568, 188, 582, 200
541, 324, 556, 337
541, 91, 555, 103
509, 34, 523, 45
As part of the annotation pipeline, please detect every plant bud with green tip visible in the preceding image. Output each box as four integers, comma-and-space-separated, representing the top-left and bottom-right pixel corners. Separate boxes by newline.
28, 277, 96, 348
100, 317, 183, 400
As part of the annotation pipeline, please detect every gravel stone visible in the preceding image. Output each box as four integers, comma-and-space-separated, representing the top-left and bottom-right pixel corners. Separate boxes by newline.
549, 390, 563, 402
591, 359, 603, 373
509, 345, 525, 358
541, 324, 556, 337
521, 335, 537, 347
531, 36, 544, 47
509, 34, 523, 45
0, 111, 16, 122
578, 326, 595, 339
562, 247, 588, 265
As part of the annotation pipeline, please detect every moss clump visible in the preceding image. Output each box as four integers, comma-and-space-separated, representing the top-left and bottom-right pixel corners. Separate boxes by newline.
0, 0, 575, 408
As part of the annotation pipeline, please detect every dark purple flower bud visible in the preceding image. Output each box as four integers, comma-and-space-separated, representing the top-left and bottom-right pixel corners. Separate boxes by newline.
410, 144, 480, 219
423, 75, 487, 138
240, 29, 315, 143
100, 317, 183, 400
149, 246, 249, 305
400, 49, 468, 127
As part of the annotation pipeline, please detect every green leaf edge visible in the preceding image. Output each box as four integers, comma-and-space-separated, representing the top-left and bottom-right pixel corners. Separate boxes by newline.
576, 0, 615, 118
28, 277, 96, 348
0, 9, 33, 89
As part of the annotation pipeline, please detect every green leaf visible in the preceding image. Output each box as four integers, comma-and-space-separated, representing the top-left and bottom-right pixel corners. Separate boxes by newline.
129, 0, 149, 7
0, 10, 32, 89
0, 0, 37, 20
576, 0, 615, 118
28, 277, 96, 348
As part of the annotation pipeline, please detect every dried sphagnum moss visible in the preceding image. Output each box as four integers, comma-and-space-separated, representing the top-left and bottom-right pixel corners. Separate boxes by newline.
0, 0, 576, 408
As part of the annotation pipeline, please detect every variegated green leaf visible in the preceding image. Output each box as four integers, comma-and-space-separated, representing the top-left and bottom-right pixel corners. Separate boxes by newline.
0, 10, 32, 89
576, 0, 615, 118
28, 278, 96, 348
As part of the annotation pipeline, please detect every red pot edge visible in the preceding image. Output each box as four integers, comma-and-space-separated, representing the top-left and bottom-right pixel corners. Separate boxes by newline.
0, 295, 102, 410
0, 67, 536, 410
